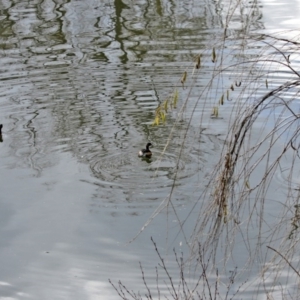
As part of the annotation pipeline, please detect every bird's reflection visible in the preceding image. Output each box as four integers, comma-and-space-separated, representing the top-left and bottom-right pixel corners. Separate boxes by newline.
141, 157, 152, 164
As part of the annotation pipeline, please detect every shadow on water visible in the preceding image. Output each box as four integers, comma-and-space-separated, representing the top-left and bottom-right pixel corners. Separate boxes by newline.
0, 124, 3, 142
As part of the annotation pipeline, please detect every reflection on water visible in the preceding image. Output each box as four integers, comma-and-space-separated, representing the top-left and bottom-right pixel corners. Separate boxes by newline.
0, 124, 3, 142
0, 0, 298, 299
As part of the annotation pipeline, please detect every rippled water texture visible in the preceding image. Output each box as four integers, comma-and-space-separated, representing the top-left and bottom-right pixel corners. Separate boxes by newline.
0, 0, 299, 299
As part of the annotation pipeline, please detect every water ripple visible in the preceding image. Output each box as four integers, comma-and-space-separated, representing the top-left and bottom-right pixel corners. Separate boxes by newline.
84, 130, 218, 204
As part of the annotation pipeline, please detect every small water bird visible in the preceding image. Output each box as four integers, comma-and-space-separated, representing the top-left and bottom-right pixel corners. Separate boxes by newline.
138, 142, 152, 158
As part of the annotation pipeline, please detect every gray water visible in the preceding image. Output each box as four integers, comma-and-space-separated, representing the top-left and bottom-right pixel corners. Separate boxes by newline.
0, 0, 299, 299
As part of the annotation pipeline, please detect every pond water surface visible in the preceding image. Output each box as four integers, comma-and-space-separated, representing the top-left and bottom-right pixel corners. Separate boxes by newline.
0, 0, 299, 299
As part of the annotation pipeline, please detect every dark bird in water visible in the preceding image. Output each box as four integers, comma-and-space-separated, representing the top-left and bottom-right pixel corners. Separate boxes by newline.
138, 142, 152, 158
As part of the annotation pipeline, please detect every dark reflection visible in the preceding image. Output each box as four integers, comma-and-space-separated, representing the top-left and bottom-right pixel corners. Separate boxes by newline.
156, 0, 163, 17
0, 124, 3, 142
0, 10, 14, 41
141, 157, 152, 163
114, 0, 130, 64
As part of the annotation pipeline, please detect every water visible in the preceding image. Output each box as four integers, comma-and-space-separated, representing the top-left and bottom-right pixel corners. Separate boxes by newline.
0, 0, 299, 299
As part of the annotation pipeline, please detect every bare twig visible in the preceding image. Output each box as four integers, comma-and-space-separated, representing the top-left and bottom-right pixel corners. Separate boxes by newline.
267, 245, 300, 277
